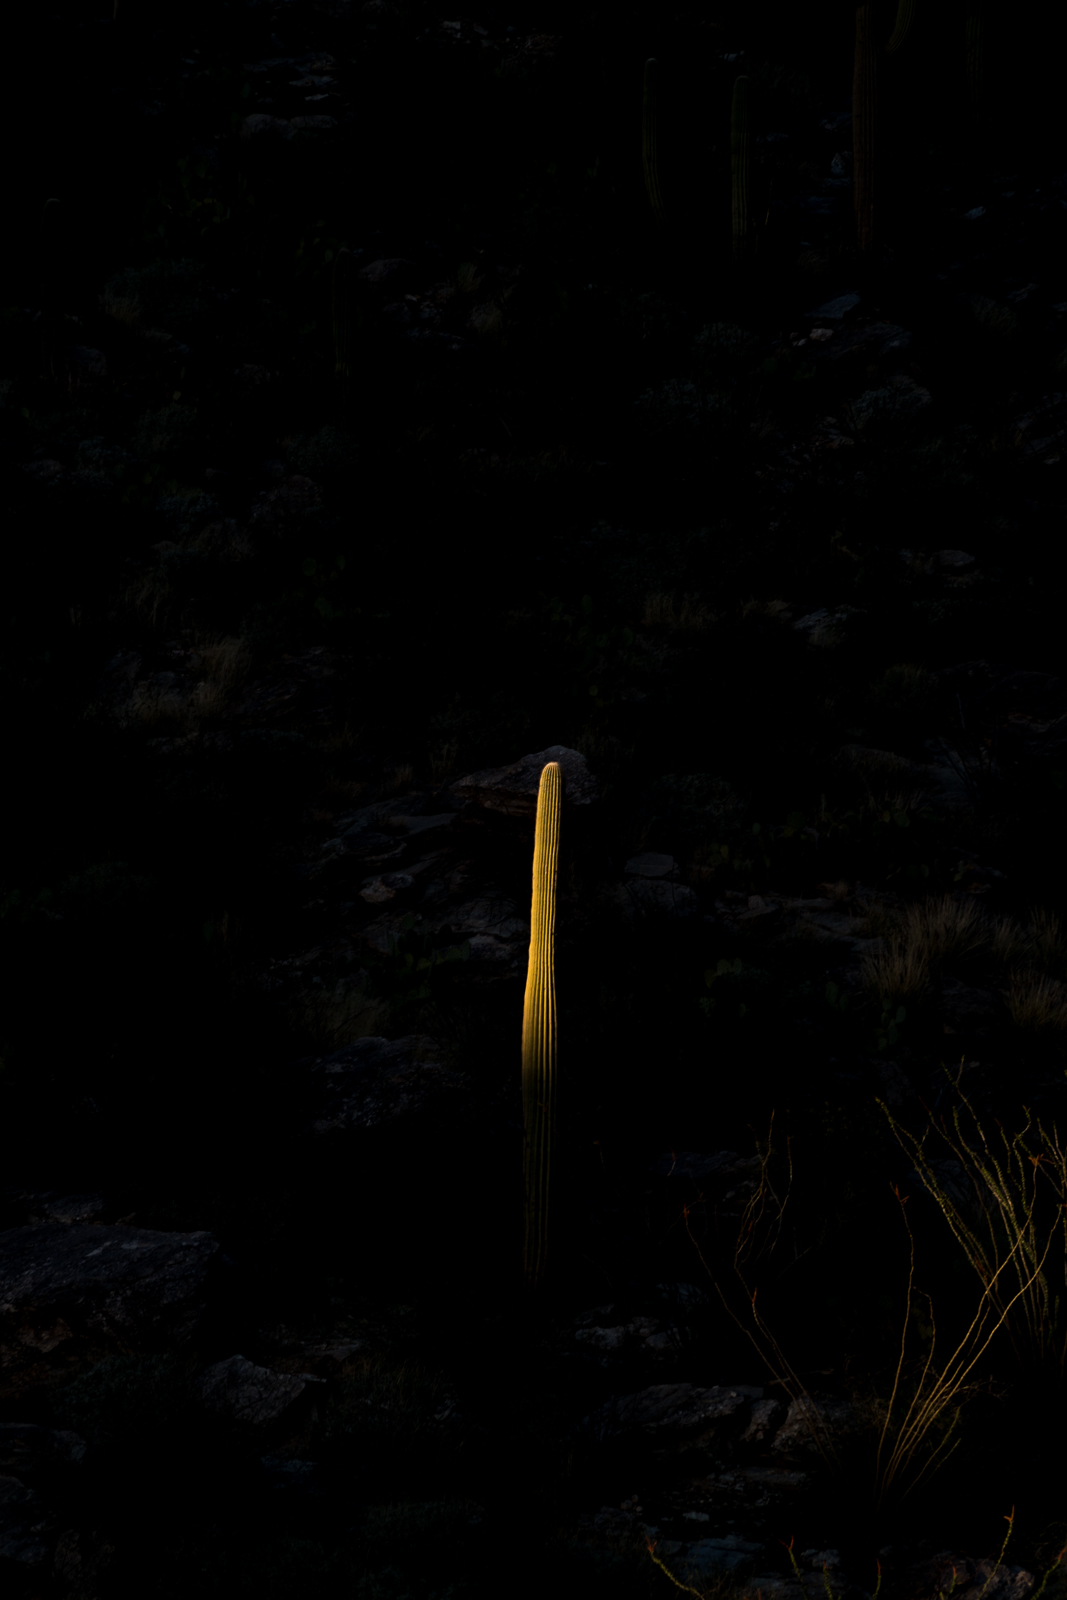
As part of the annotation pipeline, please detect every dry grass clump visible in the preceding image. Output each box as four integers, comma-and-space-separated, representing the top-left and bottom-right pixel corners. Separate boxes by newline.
119, 682, 191, 733
429, 742, 460, 786
453, 261, 484, 296
642, 592, 716, 630
117, 634, 250, 734
123, 566, 175, 630
861, 894, 995, 1005
863, 934, 934, 1007
191, 634, 250, 703
989, 907, 1067, 972
382, 763, 416, 795
863, 897, 1067, 1020
101, 288, 143, 327
1005, 973, 1067, 1037
1025, 907, 1067, 971
906, 894, 991, 967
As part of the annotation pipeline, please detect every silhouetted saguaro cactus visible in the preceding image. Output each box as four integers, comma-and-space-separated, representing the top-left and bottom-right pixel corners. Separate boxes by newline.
642, 58, 667, 225
885, 0, 917, 53
852, 3, 877, 255
40, 197, 64, 381
730, 75, 753, 265
522, 760, 562, 1292
965, 1, 987, 128
332, 246, 359, 393
853, 0, 920, 256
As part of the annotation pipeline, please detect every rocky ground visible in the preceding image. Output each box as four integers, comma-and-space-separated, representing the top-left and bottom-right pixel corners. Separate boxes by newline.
3, 1, 1067, 1597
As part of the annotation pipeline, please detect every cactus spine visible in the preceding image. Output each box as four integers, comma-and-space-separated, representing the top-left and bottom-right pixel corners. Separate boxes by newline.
522, 761, 562, 1292
730, 75, 753, 265
642, 59, 666, 225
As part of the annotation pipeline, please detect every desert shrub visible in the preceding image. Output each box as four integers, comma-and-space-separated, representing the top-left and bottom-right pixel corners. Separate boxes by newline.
691, 320, 761, 383
616, 290, 688, 348
634, 378, 741, 443
636, 772, 748, 857
47, 1352, 204, 1451
156, 490, 221, 536
54, 860, 157, 922
101, 258, 213, 334
281, 424, 360, 484
865, 663, 939, 728
133, 402, 202, 463
356, 1502, 474, 1581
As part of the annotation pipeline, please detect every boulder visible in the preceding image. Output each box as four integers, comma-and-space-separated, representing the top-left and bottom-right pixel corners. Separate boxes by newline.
0, 1472, 49, 1568
770, 1395, 858, 1460
0, 1225, 225, 1401
199, 1355, 324, 1427
585, 1381, 764, 1453
451, 745, 597, 818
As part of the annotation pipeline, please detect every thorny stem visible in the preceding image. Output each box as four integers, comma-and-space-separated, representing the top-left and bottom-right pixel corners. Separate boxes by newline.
646, 1537, 704, 1597
973, 1509, 1014, 1600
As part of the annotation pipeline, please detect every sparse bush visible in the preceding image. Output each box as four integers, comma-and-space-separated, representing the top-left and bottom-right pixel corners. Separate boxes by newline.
133, 402, 201, 462
281, 424, 359, 484
865, 663, 939, 727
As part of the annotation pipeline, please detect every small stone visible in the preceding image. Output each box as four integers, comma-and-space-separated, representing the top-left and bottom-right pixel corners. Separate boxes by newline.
804, 292, 860, 319
936, 549, 975, 568
624, 853, 677, 878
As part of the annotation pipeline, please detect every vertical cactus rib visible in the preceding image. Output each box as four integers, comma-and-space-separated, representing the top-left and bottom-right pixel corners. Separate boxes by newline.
642, 58, 667, 226
40, 197, 63, 381
332, 246, 358, 387
885, 0, 917, 55
853, 2, 877, 255
730, 75, 752, 265
522, 761, 562, 1292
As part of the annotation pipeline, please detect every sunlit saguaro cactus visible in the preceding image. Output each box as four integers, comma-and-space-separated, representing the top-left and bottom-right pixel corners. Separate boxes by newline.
522, 760, 562, 1292
642, 58, 667, 226
730, 75, 753, 265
